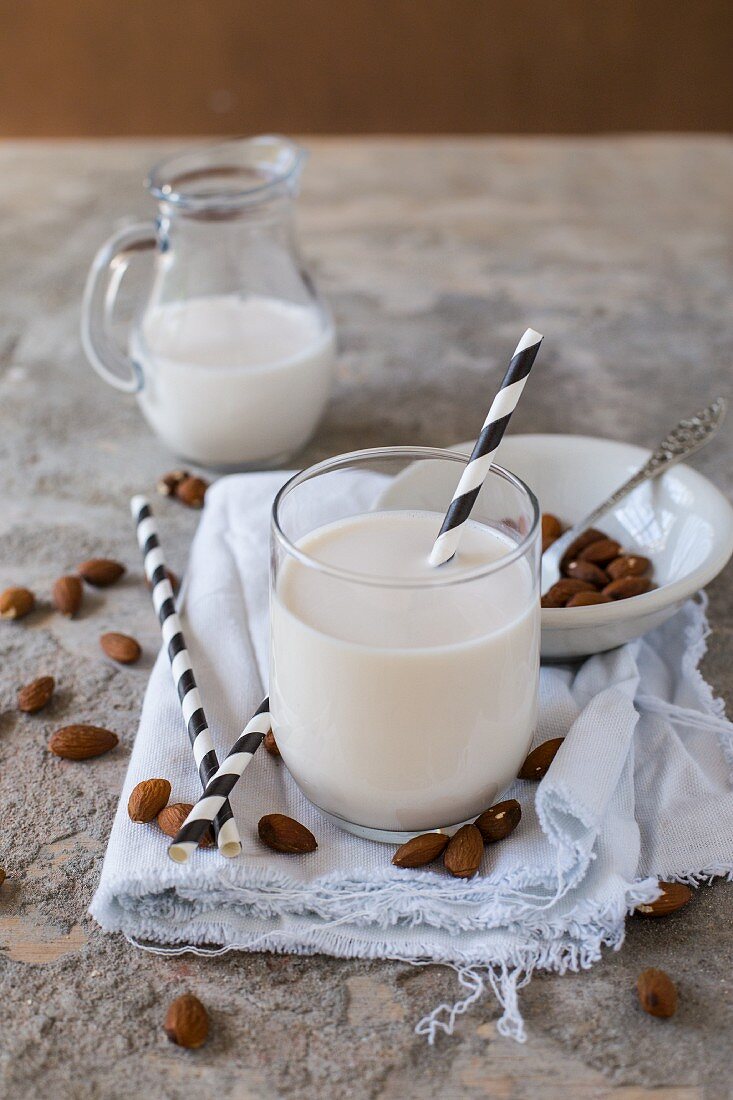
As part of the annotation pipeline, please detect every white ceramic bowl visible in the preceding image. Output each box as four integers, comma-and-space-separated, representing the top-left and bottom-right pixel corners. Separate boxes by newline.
382, 434, 733, 660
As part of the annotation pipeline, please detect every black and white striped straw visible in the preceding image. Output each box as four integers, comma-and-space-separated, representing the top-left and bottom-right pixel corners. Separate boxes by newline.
428, 328, 543, 567
168, 697, 271, 864
130, 495, 242, 859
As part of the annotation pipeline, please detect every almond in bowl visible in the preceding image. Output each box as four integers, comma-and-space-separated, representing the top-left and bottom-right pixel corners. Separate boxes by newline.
542, 516, 655, 609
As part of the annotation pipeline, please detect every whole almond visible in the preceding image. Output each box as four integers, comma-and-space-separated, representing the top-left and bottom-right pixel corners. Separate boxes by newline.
77, 559, 126, 587
443, 824, 483, 878
258, 813, 317, 854
392, 832, 450, 868
603, 575, 652, 600
128, 778, 172, 823
636, 881, 693, 917
518, 737, 564, 780
100, 632, 141, 664
49, 724, 118, 760
637, 968, 677, 1018
164, 993, 209, 1048
176, 476, 209, 509
566, 591, 613, 607
607, 554, 652, 580
541, 578, 596, 608
264, 729, 281, 758
560, 528, 606, 572
18, 675, 55, 714
157, 470, 190, 497
578, 537, 621, 565
157, 803, 214, 847
541, 514, 563, 541
565, 560, 608, 588
0, 586, 35, 621
52, 575, 83, 617
475, 799, 522, 843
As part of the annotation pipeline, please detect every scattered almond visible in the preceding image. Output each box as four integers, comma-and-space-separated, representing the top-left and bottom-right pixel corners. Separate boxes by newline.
637, 968, 677, 1018
392, 832, 450, 868
18, 675, 55, 714
443, 824, 484, 878
164, 993, 209, 1048
157, 803, 214, 846
565, 560, 608, 588
541, 578, 596, 608
264, 729, 281, 758
77, 559, 126, 587
475, 799, 522, 843
636, 880, 693, 917
258, 813, 317, 854
176, 476, 209, 509
541, 514, 563, 541
577, 537, 621, 565
52, 575, 83, 617
48, 724, 118, 760
0, 586, 35, 621
603, 575, 652, 600
128, 778, 172, 823
157, 470, 190, 497
606, 554, 652, 580
100, 631, 142, 664
559, 528, 606, 571
566, 591, 613, 607
518, 737, 564, 780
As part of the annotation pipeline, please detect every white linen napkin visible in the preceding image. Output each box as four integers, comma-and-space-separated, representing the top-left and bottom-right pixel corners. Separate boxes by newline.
90, 474, 733, 1041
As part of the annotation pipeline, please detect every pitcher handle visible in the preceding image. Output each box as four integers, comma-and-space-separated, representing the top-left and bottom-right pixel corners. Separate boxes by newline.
80, 222, 156, 394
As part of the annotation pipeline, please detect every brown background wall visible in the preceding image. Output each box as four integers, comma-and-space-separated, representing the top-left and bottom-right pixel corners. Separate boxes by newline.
1, 0, 731, 136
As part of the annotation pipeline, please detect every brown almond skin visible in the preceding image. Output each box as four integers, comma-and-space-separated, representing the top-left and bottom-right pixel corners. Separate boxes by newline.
636, 881, 693, 917
0, 586, 35, 620
541, 533, 558, 554
18, 675, 55, 714
518, 737, 564, 780
176, 476, 209, 509
560, 528, 607, 572
157, 803, 214, 846
164, 993, 209, 1048
475, 799, 522, 843
157, 470, 190, 497
566, 591, 613, 607
393, 832, 450, 868
258, 813, 317, 854
128, 778, 172, 823
264, 729, 281, 758
52, 575, 83, 617
565, 560, 608, 588
541, 578, 596, 608
603, 575, 652, 600
100, 632, 142, 664
77, 559, 126, 587
541, 513, 563, 541
637, 968, 677, 1018
0, 868, 5, 888
443, 824, 484, 878
578, 537, 621, 565
607, 554, 652, 580
49, 724, 118, 760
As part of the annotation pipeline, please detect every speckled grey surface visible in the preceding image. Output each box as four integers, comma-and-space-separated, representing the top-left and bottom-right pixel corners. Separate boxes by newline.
0, 137, 731, 1099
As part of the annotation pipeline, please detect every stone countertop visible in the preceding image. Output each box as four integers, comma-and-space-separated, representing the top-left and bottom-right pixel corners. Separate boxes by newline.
0, 137, 731, 1099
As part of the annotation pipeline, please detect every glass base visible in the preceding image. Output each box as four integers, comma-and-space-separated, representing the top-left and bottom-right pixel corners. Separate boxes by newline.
313, 804, 476, 845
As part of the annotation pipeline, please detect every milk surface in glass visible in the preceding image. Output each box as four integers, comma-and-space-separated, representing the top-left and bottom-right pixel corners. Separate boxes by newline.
132, 294, 335, 467
270, 508, 539, 834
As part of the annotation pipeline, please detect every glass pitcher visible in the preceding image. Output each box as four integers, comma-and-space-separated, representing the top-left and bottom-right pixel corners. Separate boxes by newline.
81, 135, 335, 469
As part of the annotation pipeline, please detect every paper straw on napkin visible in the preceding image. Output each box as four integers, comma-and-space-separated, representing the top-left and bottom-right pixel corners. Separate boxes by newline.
168, 697, 271, 864
429, 328, 543, 566
130, 495, 242, 858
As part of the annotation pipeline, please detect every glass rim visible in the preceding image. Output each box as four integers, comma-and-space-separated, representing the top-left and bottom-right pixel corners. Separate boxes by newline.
271, 445, 540, 589
146, 134, 306, 211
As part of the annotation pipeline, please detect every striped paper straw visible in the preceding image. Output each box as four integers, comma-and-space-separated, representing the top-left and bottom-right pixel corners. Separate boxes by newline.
130, 495, 242, 859
428, 328, 543, 567
168, 697, 271, 864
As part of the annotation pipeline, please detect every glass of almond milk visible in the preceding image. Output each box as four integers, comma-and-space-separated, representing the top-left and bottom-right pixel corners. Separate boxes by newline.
270, 447, 541, 843
81, 136, 335, 468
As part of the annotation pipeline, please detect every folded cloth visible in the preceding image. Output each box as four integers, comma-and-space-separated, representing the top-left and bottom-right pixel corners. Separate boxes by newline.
90, 474, 733, 1041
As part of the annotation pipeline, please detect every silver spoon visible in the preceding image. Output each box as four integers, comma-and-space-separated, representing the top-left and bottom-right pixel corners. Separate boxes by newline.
541, 397, 727, 590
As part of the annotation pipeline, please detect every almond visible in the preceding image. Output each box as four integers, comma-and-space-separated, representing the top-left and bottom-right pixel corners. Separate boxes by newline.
392, 832, 450, 868
18, 675, 55, 714
175, 476, 209, 509
541, 578, 596, 608
636, 881, 693, 917
443, 823, 483, 878
157, 803, 214, 846
565, 560, 608, 588
49, 724, 118, 760
475, 799, 522, 843
258, 813, 317, 854
157, 470, 190, 497
518, 737, 564, 780
0, 586, 35, 620
606, 554, 652, 580
77, 559, 126, 587
52, 575, 83, 617
264, 729, 281, 758
560, 528, 606, 572
541, 514, 563, 541
542, 533, 558, 554
637, 968, 677, 1018
577, 537, 621, 565
164, 993, 209, 1048
100, 632, 141, 664
603, 575, 652, 600
566, 591, 613, 607
128, 778, 172, 823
